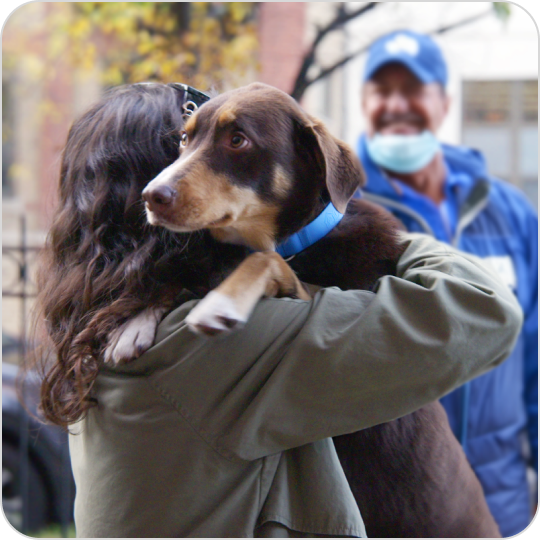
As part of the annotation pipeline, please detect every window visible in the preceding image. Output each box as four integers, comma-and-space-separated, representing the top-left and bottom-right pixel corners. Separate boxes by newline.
462, 80, 538, 210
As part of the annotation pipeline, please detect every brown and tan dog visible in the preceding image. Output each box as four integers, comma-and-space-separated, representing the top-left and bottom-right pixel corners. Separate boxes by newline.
138, 83, 499, 537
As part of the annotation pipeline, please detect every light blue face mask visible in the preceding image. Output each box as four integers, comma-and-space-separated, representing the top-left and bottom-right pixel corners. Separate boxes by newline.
365, 131, 440, 174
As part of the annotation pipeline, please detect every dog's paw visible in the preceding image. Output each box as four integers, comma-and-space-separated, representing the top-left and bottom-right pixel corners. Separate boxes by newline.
185, 291, 247, 337
104, 307, 165, 365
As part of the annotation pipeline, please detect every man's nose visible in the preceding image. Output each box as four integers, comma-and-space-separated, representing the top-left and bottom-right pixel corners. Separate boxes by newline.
385, 91, 409, 114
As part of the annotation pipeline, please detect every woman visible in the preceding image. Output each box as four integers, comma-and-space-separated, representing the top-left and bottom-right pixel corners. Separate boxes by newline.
30, 83, 522, 537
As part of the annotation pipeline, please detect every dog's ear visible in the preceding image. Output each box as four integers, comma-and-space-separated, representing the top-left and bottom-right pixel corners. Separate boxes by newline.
293, 114, 365, 213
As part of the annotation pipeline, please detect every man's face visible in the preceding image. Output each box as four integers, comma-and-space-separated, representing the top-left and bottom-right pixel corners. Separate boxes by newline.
362, 63, 449, 138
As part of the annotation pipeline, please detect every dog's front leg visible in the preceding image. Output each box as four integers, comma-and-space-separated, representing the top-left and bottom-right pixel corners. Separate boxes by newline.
185, 251, 311, 336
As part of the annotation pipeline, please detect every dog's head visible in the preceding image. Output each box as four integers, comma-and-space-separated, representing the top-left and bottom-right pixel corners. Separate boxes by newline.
143, 82, 365, 251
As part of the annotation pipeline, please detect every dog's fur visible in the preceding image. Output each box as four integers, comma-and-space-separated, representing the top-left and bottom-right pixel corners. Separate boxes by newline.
129, 83, 500, 537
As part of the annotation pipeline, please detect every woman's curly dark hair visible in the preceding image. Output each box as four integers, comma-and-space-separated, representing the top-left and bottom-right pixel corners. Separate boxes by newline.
27, 83, 221, 428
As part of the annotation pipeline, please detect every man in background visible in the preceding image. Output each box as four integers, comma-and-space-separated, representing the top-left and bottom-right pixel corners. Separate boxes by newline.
356, 29, 538, 536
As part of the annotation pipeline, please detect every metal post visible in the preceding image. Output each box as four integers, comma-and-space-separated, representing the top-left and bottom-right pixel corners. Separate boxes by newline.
18, 215, 30, 534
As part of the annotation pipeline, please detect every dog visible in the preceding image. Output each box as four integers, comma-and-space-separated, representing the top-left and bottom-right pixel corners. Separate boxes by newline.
110, 82, 500, 537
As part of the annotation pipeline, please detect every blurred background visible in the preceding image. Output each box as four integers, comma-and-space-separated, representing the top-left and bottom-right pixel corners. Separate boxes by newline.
1, 1, 538, 537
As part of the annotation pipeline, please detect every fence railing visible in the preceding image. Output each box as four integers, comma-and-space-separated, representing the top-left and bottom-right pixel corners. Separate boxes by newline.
3, 216, 40, 355
2, 216, 74, 536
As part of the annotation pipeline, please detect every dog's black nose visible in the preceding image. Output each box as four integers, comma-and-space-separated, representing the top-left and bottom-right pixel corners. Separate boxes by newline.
142, 185, 177, 208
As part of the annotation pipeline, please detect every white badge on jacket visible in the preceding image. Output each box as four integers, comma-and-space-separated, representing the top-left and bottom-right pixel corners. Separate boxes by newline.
483, 255, 517, 290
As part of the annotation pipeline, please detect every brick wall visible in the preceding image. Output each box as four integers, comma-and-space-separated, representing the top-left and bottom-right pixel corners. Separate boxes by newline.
257, 3, 306, 95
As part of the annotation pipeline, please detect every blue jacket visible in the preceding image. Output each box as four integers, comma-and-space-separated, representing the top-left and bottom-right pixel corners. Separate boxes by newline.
357, 135, 538, 537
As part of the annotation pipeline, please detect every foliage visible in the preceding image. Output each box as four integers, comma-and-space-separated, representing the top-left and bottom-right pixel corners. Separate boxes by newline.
3, 2, 258, 92
493, 2, 512, 22
31, 523, 76, 538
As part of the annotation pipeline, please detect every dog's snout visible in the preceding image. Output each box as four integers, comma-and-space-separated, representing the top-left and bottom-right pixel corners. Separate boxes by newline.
143, 185, 177, 208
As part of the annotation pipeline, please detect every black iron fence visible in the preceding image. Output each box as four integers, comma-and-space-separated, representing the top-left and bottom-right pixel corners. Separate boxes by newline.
2, 216, 74, 536
2, 216, 40, 357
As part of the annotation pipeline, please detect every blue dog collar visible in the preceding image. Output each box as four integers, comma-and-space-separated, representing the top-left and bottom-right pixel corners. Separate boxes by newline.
275, 202, 345, 258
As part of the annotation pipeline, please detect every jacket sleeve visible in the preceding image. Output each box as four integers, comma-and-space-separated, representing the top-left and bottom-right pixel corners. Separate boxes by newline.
137, 234, 523, 461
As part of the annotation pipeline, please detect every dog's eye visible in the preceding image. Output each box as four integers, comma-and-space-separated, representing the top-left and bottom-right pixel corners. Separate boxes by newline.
180, 132, 188, 147
230, 133, 248, 149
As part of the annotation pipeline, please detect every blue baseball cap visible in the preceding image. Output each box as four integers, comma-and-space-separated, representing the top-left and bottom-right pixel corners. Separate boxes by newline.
363, 30, 447, 87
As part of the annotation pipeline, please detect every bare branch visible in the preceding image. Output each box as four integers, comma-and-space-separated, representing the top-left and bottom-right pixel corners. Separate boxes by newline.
292, 8, 494, 101
311, 2, 377, 49
290, 3, 378, 100
302, 45, 370, 92
433, 8, 492, 35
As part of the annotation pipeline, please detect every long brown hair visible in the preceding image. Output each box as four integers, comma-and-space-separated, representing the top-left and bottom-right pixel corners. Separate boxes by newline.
28, 83, 208, 428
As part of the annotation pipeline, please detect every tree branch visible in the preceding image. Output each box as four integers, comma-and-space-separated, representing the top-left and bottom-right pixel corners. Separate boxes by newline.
290, 2, 378, 100
311, 2, 377, 49
292, 8, 494, 101
433, 8, 491, 35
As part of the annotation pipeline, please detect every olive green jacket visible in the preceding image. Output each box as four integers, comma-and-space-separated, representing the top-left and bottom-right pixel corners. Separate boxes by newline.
69, 234, 522, 538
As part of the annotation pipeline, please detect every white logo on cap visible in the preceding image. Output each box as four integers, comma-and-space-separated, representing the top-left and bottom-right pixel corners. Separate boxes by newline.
385, 34, 419, 56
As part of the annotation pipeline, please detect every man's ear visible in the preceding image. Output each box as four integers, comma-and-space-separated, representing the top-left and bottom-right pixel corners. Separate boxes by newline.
293, 114, 365, 213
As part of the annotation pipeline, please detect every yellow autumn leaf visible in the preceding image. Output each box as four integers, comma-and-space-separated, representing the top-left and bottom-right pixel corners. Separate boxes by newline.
229, 2, 251, 23
71, 17, 91, 38
104, 65, 124, 87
